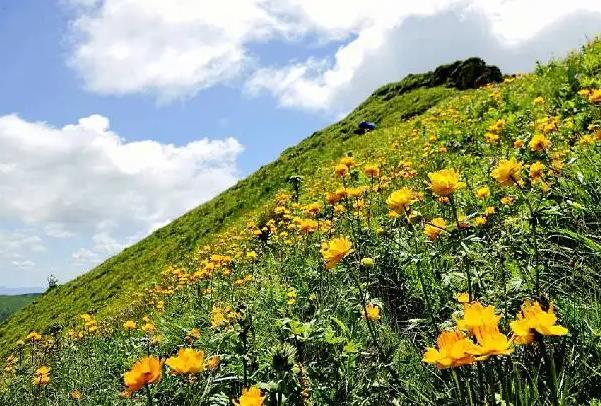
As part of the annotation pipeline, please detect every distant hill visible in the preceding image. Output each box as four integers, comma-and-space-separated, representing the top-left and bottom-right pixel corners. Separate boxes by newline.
0, 286, 44, 295
0, 294, 40, 324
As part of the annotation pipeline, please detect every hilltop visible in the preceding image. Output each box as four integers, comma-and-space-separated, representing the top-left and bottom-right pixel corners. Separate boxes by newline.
1, 41, 601, 405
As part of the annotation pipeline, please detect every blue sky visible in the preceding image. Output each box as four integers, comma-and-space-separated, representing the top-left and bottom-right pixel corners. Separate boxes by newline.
0, 0, 333, 174
1, 0, 601, 290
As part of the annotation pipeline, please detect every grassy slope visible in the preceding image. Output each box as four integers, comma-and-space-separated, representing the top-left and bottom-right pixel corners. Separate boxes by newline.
2, 40, 601, 405
0, 73, 456, 354
0, 295, 39, 325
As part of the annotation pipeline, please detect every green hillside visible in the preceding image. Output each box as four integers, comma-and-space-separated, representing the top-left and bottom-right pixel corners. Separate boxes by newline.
0, 295, 39, 325
2, 40, 601, 405
0, 61, 461, 353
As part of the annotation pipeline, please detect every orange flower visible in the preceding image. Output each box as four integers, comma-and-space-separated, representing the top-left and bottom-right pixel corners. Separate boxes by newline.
470, 324, 513, 360
424, 217, 446, 241
235, 386, 265, 406
334, 164, 349, 177
457, 302, 501, 333
123, 356, 162, 393
364, 164, 380, 178
510, 301, 568, 345
206, 355, 221, 371
422, 330, 477, 369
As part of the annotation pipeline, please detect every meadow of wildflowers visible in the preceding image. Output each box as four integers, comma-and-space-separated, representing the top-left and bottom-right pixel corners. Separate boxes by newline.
2, 40, 601, 405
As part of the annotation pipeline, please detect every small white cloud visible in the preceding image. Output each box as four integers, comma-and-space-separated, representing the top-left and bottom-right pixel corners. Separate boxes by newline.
71, 248, 100, 265
44, 223, 75, 239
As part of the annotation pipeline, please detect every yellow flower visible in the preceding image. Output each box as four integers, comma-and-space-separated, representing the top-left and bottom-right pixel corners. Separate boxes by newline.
211, 307, 227, 328
297, 218, 318, 234
166, 348, 205, 375
457, 302, 501, 333
578, 135, 595, 145
321, 236, 352, 270
26, 332, 42, 342
475, 187, 490, 199
123, 320, 137, 330
470, 324, 513, 360
491, 159, 522, 186
70, 390, 83, 400
364, 164, 380, 178
141, 323, 156, 334
500, 196, 515, 205
364, 303, 381, 321
339, 156, 356, 167
484, 206, 495, 216
422, 330, 477, 369
532, 96, 544, 105
529, 133, 551, 152
123, 356, 162, 393
235, 386, 265, 406
513, 139, 524, 149
474, 216, 487, 227
188, 328, 201, 340
510, 301, 568, 345
529, 161, 545, 180
386, 188, 415, 213
428, 169, 464, 196
588, 89, 601, 103
455, 292, 470, 303
484, 132, 499, 143
33, 366, 51, 386
424, 217, 446, 241
334, 164, 348, 177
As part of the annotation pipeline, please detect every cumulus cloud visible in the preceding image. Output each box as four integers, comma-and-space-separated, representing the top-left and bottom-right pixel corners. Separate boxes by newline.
66, 0, 601, 108
66, 0, 453, 101
248, 2, 601, 114
0, 113, 243, 286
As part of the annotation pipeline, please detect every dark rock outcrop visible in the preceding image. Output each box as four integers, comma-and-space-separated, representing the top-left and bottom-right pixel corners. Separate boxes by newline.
430, 57, 503, 90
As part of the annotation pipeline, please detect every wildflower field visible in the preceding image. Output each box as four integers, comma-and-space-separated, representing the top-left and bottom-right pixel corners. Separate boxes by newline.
2, 39, 601, 405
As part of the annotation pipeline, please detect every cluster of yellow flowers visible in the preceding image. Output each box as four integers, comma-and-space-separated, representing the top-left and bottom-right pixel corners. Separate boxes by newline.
80, 313, 98, 334
33, 366, 51, 386
423, 300, 567, 369
4, 355, 16, 374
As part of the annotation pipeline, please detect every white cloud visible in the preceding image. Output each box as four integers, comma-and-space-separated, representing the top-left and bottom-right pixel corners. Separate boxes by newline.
0, 114, 242, 225
66, 0, 452, 101
0, 113, 243, 286
66, 0, 601, 110
71, 248, 100, 265
248, 2, 601, 114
